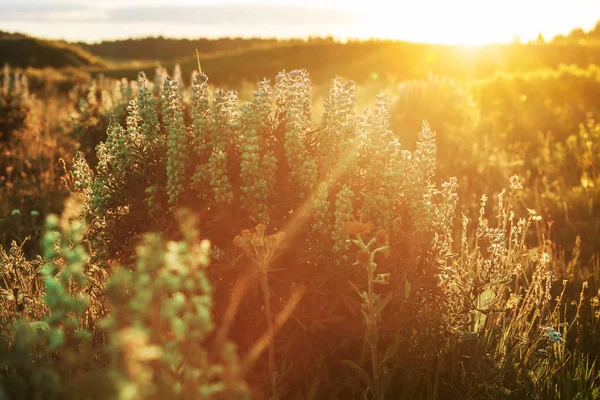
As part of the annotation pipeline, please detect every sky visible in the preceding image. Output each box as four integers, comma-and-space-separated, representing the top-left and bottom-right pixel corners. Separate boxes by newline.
0, 0, 599, 45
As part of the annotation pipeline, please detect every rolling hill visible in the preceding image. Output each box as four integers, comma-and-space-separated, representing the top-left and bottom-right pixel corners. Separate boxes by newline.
101, 39, 600, 87
0, 31, 105, 69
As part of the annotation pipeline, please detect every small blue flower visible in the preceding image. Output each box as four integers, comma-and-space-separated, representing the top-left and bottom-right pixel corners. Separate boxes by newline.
542, 327, 565, 344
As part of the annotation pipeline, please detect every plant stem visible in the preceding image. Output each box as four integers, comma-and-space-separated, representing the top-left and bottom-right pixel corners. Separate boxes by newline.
367, 260, 379, 394
261, 274, 278, 400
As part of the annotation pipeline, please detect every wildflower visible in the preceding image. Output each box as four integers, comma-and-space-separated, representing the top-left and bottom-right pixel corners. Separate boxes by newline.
276, 70, 317, 195
239, 80, 277, 223
510, 175, 523, 191
542, 327, 565, 344
162, 76, 189, 205
319, 76, 356, 175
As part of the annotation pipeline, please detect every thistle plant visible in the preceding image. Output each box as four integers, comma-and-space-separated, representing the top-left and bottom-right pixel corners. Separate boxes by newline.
319, 77, 357, 176
358, 94, 405, 233
190, 71, 212, 160
154, 66, 168, 96
162, 76, 189, 205
136, 72, 162, 152
192, 87, 238, 206
239, 80, 278, 224
275, 70, 317, 196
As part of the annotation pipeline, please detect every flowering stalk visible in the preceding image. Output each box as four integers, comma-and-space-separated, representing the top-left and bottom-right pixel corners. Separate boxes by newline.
162, 76, 188, 206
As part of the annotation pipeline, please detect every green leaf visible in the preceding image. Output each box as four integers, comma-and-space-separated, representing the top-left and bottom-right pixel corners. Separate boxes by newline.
374, 292, 393, 317
381, 337, 400, 367
48, 328, 65, 351
348, 281, 364, 298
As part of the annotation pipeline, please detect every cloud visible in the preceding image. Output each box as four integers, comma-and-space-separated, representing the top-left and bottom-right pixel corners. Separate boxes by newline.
0, 3, 107, 21
0, 4, 360, 26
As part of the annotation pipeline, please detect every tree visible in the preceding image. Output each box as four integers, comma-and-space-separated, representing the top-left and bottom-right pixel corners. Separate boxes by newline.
536, 32, 546, 44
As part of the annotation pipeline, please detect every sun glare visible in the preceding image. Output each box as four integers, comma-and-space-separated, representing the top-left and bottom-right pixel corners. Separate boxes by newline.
354, 0, 600, 45
355, 3, 505, 45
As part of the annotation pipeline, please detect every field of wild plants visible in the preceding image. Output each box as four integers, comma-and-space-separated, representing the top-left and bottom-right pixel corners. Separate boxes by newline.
1, 55, 600, 400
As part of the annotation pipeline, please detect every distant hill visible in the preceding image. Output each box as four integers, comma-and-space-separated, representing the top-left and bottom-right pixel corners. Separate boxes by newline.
0, 31, 105, 69
102, 39, 600, 87
78, 36, 290, 62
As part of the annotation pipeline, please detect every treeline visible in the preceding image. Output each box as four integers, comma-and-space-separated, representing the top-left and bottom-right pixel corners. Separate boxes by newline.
75, 20, 600, 63
550, 20, 600, 44
78, 36, 304, 61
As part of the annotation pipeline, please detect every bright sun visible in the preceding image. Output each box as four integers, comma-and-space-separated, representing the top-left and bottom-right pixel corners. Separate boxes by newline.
352, 0, 599, 45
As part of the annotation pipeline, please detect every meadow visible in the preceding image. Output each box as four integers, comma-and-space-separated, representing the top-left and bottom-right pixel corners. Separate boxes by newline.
1, 27, 600, 399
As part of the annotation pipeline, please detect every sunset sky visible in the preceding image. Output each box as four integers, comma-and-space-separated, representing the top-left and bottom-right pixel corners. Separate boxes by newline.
1, 0, 599, 44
